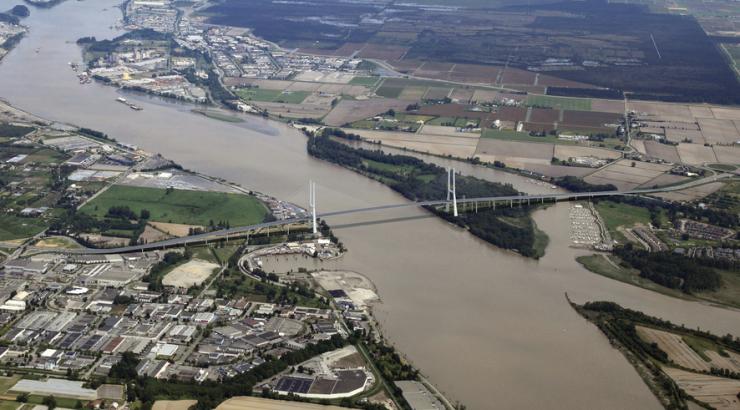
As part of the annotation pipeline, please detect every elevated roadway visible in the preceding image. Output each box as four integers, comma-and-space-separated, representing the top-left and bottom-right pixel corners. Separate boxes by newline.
50, 173, 731, 255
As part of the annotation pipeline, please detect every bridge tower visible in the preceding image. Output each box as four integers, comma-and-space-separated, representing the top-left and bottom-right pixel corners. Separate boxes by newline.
447, 168, 458, 217
309, 181, 317, 235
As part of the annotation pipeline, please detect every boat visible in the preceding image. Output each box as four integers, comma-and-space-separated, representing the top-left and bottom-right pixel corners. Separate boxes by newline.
128, 104, 143, 111
116, 97, 127, 103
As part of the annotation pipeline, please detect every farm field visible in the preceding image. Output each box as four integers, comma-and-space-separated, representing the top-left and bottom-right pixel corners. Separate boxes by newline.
235, 89, 310, 104
475, 138, 554, 166
594, 200, 651, 239
584, 159, 672, 190
636, 326, 711, 372
341, 128, 479, 158
323, 99, 410, 127
662, 368, 740, 410
526, 95, 591, 111
80, 185, 269, 226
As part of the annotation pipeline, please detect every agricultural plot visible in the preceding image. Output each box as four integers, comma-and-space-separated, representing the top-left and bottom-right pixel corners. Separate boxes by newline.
348, 76, 380, 87
475, 138, 554, 165
526, 95, 591, 111
420, 125, 480, 137
553, 145, 621, 160
662, 368, 740, 410
590, 99, 625, 114
643, 140, 681, 163
80, 185, 268, 226
676, 143, 718, 165
235, 89, 310, 104
217, 397, 345, 410
323, 99, 410, 127
341, 128, 479, 158
628, 101, 693, 120
664, 128, 705, 144
698, 118, 740, 145
152, 401, 197, 410
636, 326, 711, 372
0, 214, 48, 241
636, 173, 688, 189
584, 159, 671, 190
713, 146, 740, 165
256, 101, 329, 119
655, 182, 725, 202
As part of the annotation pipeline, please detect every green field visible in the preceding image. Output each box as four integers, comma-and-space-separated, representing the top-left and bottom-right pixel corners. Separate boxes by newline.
0, 124, 34, 139
0, 376, 21, 395
80, 185, 269, 226
349, 76, 380, 87
0, 215, 48, 241
0, 401, 18, 410
235, 89, 309, 104
594, 200, 651, 241
526, 95, 592, 111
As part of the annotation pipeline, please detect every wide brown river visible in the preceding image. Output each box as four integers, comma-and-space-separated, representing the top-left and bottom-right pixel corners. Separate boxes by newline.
2, 2, 740, 408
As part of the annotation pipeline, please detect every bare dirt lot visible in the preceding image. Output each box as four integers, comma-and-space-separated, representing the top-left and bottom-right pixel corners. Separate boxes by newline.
637, 326, 710, 372
628, 101, 693, 120
138, 224, 173, 243
153, 401, 197, 410
662, 368, 740, 410
148, 222, 203, 237
162, 260, 219, 288
216, 397, 345, 410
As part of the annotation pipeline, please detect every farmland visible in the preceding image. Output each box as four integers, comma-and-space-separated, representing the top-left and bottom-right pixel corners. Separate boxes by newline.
526, 95, 591, 111
235, 88, 310, 104
80, 185, 269, 226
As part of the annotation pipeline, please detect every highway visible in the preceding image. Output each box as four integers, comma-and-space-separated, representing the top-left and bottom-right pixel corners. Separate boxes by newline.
44, 173, 732, 255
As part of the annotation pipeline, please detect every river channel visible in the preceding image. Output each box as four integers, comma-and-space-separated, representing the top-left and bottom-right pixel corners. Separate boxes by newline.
2, 2, 740, 408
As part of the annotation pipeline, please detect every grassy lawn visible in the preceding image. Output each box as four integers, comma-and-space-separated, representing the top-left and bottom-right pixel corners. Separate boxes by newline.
349, 76, 380, 87
22, 148, 68, 164
80, 185, 269, 226
594, 200, 651, 239
0, 401, 18, 410
0, 215, 48, 241
0, 376, 21, 395
235, 89, 309, 104
526, 95, 592, 111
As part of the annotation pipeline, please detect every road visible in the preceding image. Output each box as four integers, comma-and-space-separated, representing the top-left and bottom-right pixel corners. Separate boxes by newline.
28, 173, 735, 256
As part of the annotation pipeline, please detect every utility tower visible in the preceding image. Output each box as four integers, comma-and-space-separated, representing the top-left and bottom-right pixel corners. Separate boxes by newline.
309, 181, 317, 235
447, 168, 458, 217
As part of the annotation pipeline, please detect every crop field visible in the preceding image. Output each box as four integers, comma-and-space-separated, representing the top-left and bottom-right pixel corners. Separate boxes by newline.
80, 185, 268, 226
698, 118, 740, 145
553, 145, 621, 160
526, 95, 591, 111
342, 128, 479, 158
643, 140, 681, 163
475, 138, 554, 165
482, 129, 565, 145
584, 159, 671, 190
323, 99, 410, 127
636, 326, 711, 371
655, 181, 725, 202
348, 76, 381, 87
235, 89, 309, 104
662, 368, 740, 410
676, 143, 718, 165
152, 401, 197, 410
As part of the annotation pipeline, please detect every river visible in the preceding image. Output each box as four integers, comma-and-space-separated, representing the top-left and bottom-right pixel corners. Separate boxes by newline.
2, 2, 740, 409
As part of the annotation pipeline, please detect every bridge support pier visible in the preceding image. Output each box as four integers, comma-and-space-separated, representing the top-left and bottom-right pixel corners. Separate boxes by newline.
310, 181, 317, 235
447, 168, 458, 217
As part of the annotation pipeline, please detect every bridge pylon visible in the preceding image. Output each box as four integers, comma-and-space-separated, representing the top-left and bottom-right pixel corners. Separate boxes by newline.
447, 168, 458, 217
309, 181, 317, 235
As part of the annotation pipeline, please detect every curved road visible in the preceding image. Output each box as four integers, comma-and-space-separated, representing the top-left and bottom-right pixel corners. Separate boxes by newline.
43, 173, 732, 255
